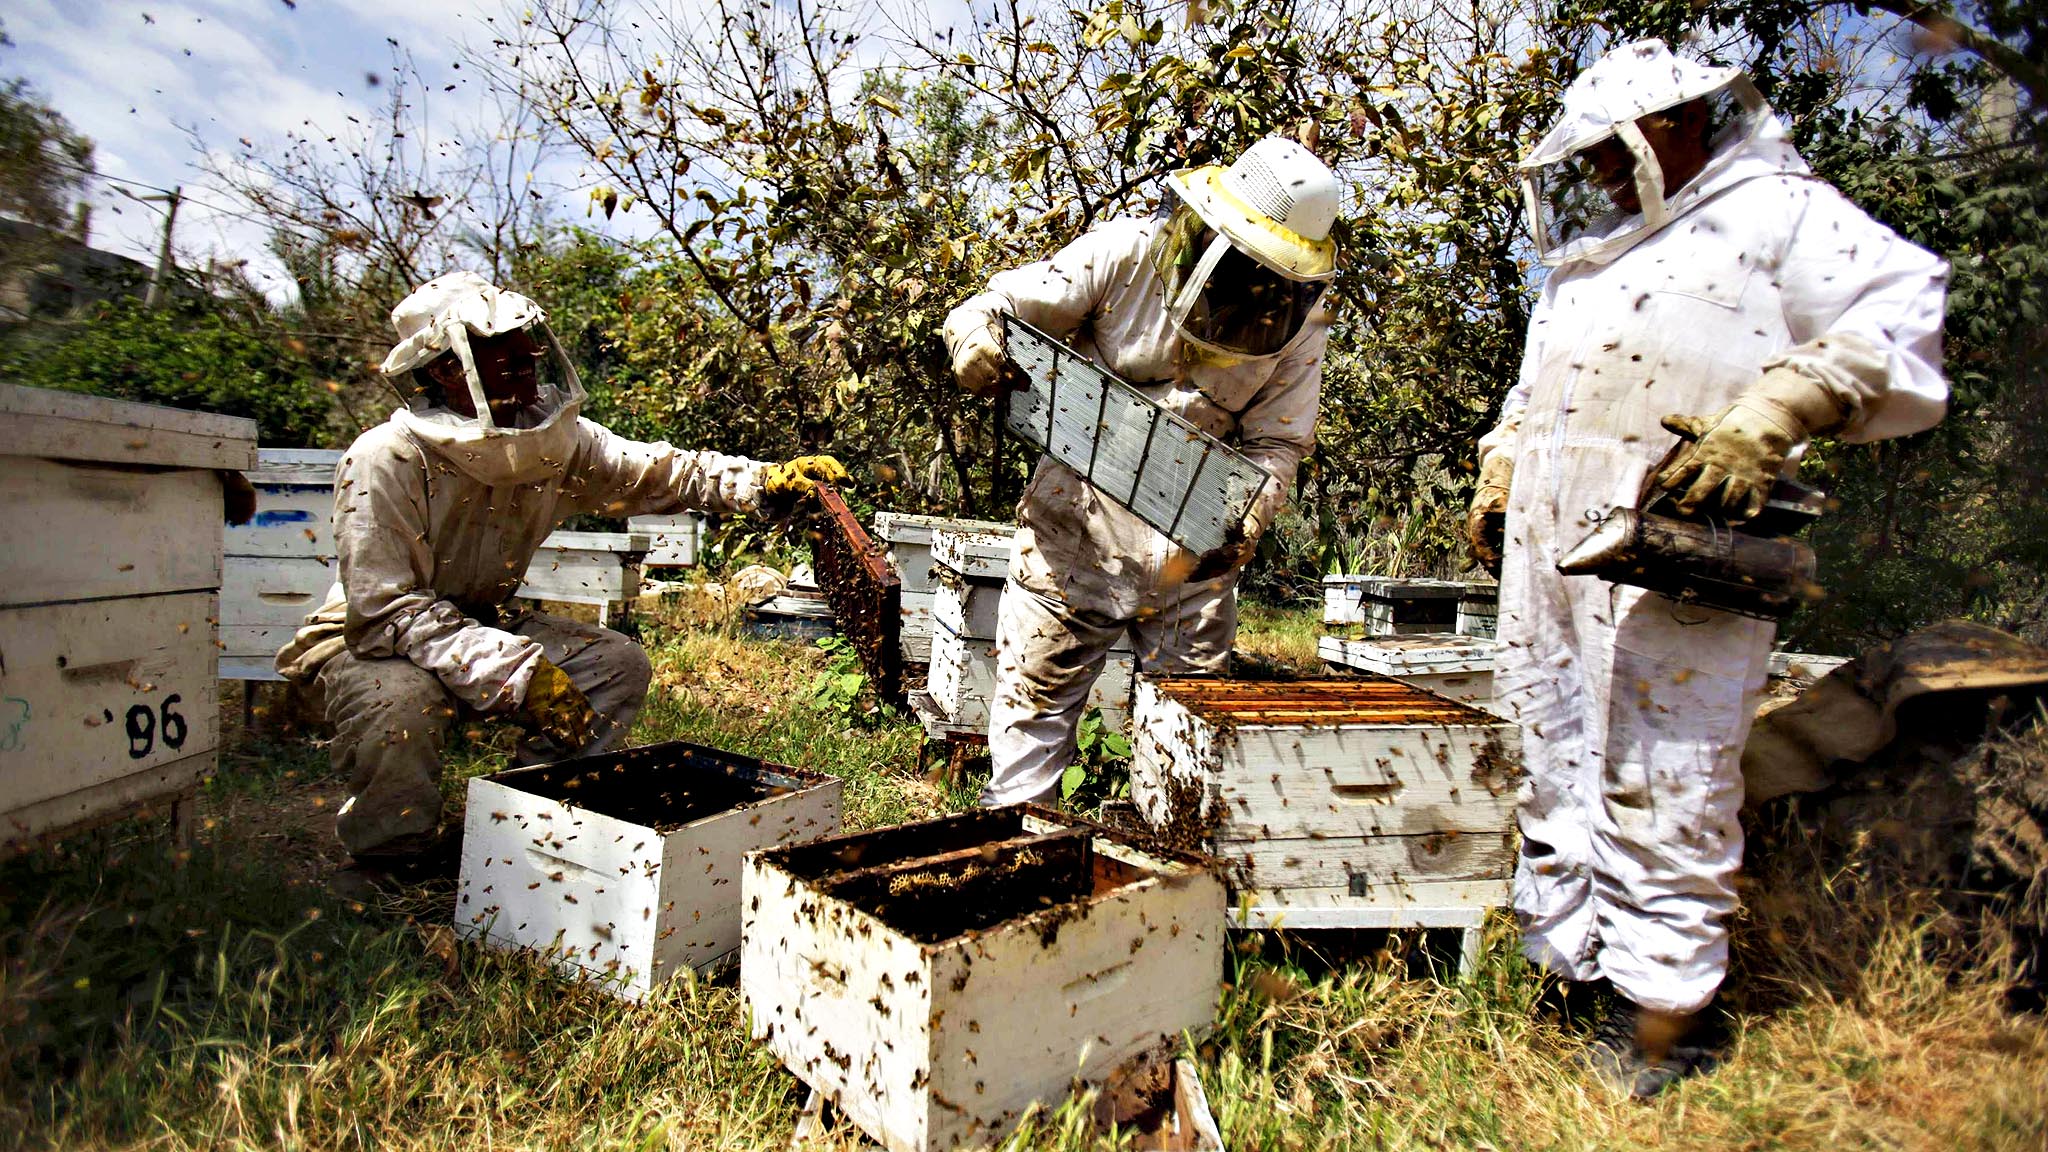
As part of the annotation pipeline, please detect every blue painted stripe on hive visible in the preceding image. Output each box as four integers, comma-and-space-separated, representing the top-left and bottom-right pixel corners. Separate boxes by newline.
253, 509, 316, 526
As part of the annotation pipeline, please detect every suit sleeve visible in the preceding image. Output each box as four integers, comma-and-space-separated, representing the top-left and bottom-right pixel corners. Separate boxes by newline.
1767, 181, 1949, 443
559, 419, 769, 519
942, 226, 1129, 360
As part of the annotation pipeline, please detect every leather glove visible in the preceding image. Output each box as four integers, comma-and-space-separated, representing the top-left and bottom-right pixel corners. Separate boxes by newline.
950, 323, 1008, 398
1653, 368, 1849, 522
521, 658, 596, 750
1466, 452, 1513, 575
1188, 514, 1260, 583
758, 455, 849, 517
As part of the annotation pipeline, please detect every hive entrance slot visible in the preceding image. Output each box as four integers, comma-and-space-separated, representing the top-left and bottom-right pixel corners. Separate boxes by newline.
817, 826, 1098, 943
499, 742, 793, 830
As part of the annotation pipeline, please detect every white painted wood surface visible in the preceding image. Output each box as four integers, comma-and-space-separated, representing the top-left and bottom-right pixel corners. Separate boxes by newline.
1456, 582, 1498, 639
517, 531, 650, 624
628, 513, 702, 568
1317, 634, 1503, 716
0, 591, 219, 842
1321, 575, 1465, 633
0, 457, 222, 608
228, 483, 335, 560
874, 514, 1014, 594
456, 749, 842, 999
1129, 676, 1519, 941
929, 529, 1015, 582
899, 590, 934, 662
928, 619, 1133, 731
0, 383, 258, 472
930, 565, 1003, 640
741, 809, 1226, 1152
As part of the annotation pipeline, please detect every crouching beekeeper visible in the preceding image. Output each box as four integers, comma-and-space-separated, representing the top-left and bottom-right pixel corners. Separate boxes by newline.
1470, 42, 1948, 1096
276, 272, 843, 881
941, 137, 1340, 807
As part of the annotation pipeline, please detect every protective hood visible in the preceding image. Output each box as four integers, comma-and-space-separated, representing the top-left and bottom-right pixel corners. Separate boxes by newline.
1158, 136, 1339, 364
380, 271, 586, 486
1520, 40, 1808, 268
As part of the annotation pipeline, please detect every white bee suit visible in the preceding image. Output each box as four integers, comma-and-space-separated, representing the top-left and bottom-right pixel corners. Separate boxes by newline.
1482, 45, 1948, 1013
276, 273, 769, 856
945, 216, 1330, 805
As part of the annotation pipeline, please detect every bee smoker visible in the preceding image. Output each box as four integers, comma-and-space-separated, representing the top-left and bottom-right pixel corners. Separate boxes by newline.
1555, 478, 1829, 621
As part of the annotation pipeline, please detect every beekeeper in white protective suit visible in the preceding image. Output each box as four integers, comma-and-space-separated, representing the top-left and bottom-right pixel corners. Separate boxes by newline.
276, 272, 845, 888
943, 137, 1339, 807
1470, 40, 1948, 1096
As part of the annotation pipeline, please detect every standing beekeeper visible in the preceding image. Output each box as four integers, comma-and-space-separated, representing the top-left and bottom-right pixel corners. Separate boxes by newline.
1469, 41, 1947, 1095
942, 137, 1339, 807
276, 271, 844, 889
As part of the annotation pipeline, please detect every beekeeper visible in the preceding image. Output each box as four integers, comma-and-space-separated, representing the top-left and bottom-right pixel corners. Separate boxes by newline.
276, 271, 844, 883
1470, 41, 1947, 1095
942, 137, 1339, 807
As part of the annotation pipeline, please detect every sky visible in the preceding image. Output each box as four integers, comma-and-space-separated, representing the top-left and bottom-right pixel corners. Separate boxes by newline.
1, 0, 972, 302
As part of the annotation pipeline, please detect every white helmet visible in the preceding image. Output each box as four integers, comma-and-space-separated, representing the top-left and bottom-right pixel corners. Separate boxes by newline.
381, 271, 587, 485
1520, 40, 1779, 267
1157, 137, 1340, 361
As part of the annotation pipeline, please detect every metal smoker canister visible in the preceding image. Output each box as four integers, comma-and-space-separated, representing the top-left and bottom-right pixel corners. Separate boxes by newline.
1555, 508, 1820, 620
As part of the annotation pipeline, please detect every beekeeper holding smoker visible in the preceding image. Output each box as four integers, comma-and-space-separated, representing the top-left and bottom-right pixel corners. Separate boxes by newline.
277, 271, 845, 891
1469, 41, 1948, 1095
942, 137, 1341, 808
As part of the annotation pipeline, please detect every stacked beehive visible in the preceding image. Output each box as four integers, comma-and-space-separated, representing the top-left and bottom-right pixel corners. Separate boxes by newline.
920, 529, 1134, 739
0, 384, 257, 844
872, 512, 1013, 664
1131, 676, 1519, 966
219, 448, 341, 681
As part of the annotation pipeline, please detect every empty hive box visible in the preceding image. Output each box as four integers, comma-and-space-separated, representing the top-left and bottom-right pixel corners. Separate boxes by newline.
1318, 633, 1502, 716
742, 806, 1225, 1152
457, 740, 841, 998
1130, 677, 1520, 936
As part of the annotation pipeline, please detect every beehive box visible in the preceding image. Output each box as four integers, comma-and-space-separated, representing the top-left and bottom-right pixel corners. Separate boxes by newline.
875, 516, 1015, 664
1130, 677, 1519, 934
1318, 633, 1503, 717
220, 448, 342, 681
517, 530, 650, 627
457, 740, 841, 998
628, 513, 703, 568
0, 384, 256, 846
742, 806, 1226, 1152
1322, 576, 1464, 634
928, 622, 1136, 732
1457, 582, 1498, 639
1000, 317, 1270, 557
746, 590, 837, 642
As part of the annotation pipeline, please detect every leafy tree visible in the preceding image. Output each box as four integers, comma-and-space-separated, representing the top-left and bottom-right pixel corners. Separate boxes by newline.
0, 292, 339, 448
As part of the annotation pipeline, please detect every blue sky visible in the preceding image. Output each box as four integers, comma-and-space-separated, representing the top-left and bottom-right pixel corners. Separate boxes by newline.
4, 0, 507, 291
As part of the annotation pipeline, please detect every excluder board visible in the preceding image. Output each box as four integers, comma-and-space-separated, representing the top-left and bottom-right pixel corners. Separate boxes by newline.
1130, 677, 1520, 944
742, 806, 1225, 1152
457, 740, 841, 998
1000, 317, 1269, 557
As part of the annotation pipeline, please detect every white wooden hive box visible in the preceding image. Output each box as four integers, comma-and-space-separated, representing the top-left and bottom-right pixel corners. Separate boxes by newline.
1318, 633, 1503, 716
927, 620, 1133, 732
874, 513, 1015, 595
742, 806, 1225, 1152
1130, 677, 1521, 927
457, 740, 841, 999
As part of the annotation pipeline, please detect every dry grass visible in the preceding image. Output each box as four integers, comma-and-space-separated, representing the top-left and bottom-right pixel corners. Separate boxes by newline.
2, 606, 2045, 1150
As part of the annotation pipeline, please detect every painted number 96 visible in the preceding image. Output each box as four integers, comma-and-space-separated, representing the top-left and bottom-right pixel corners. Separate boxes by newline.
125, 694, 188, 760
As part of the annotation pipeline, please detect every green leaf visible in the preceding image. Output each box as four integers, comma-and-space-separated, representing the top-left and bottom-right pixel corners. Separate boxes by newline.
1061, 761, 1086, 799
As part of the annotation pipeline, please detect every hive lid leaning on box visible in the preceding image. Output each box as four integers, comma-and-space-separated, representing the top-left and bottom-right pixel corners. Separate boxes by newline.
999, 317, 1270, 557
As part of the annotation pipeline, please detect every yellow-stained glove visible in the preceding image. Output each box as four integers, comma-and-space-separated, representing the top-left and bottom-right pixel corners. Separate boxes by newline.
950, 322, 1007, 398
758, 454, 849, 517
1653, 368, 1849, 522
522, 658, 596, 750
1467, 452, 1514, 575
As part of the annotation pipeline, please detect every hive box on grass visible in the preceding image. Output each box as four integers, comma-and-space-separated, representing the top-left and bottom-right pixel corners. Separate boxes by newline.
0, 384, 256, 846
742, 806, 1226, 1152
1130, 676, 1519, 968
873, 515, 1015, 665
1322, 576, 1465, 634
456, 740, 841, 999
1317, 633, 1502, 717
